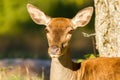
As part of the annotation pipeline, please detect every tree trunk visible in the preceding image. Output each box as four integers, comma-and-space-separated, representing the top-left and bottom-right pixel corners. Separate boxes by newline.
94, 0, 120, 57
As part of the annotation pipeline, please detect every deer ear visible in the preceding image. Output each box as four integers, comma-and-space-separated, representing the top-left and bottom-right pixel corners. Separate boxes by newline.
72, 7, 93, 29
27, 3, 51, 25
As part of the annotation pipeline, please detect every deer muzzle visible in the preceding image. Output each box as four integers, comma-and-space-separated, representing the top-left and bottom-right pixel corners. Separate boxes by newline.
48, 45, 62, 58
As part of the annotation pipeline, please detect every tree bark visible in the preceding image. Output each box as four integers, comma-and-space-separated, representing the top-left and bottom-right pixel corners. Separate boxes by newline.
94, 0, 120, 57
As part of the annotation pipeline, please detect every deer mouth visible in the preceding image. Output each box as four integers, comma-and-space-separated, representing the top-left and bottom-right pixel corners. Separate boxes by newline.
49, 53, 63, 58
48, 45, 64, 58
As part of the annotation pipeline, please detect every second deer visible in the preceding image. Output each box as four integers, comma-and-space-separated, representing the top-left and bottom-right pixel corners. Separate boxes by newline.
27, 4, 120, 80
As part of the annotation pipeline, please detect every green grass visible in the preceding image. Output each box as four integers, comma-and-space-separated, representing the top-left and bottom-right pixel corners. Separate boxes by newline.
0, 66, 45, 80
77, 54, 98, 63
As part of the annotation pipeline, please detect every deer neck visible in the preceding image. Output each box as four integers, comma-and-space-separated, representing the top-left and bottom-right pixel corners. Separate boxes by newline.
50, 46, 80, 80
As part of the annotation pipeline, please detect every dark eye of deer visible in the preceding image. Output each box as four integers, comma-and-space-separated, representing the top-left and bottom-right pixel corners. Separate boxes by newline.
45, 29, 49, 33
68, 30, 74, 34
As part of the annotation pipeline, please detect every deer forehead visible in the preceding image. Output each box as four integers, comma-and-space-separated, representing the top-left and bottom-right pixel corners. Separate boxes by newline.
46, 18, 74, 43
47, 18, 73, 32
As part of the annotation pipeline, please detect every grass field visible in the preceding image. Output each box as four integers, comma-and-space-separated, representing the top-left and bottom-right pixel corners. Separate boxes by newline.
0, 54, 96, 80
0, 66, 45, 80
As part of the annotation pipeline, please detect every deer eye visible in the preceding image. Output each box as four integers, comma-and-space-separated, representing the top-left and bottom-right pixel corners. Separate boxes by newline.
45, 28, 49, 33
68, 30, 74, 34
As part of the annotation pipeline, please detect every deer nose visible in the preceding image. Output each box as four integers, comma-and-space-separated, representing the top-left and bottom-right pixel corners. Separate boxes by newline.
49, 45, 60, 55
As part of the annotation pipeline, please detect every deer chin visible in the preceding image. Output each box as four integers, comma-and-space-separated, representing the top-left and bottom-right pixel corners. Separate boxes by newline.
49, 53, 64, 58
49, 49, 67, 58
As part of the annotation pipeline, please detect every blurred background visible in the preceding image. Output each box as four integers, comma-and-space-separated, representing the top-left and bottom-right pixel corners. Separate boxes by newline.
0, 0, 95, 59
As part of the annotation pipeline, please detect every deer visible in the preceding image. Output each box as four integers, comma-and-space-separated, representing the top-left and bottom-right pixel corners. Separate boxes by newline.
27, 3, 120, 80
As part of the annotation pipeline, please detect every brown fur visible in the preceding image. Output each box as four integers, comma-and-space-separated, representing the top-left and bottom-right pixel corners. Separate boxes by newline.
77, 57, 120, 80
46, 18, 74, 48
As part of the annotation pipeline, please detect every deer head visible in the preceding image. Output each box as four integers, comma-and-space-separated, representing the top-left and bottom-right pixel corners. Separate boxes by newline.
27, 4, 93, 58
